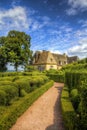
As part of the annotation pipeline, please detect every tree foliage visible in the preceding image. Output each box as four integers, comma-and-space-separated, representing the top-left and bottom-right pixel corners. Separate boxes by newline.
0, 30, 32, 71
0, 46, 7, 71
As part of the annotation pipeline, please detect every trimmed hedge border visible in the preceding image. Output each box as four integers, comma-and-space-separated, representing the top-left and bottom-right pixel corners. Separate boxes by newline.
0, 71, 44, 77
46, 73, 64, 83
65, 71, 87, 91
61, 86, 77, 130
0, 80, 54, 130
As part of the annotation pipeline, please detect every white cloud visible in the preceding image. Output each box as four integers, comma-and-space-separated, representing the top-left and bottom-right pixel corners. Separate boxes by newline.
66, 0, 87, 15
0, 5, 51, 35
82, 21, 87, 27
68, 0, 87, 9
31, 19, 87, 59
31, 16, 50, 31
49, 49, 62, 54
0, 6, 29, 32
59, 26, 73, 32
75, 29, 87, 37
68, 38, 87, 58
66, 8, 77, 15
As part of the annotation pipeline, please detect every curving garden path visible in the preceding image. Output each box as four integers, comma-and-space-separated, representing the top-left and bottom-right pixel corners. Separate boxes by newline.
10, 82, 65, 130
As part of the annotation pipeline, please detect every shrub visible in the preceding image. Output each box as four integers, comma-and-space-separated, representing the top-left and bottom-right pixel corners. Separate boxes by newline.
0, 90, 6, 105
0, 72, 18, 77
79, 83, 87, 129
0, 77, 13, 81
25, 65, 36, 72
15, 79, 30, 96
29, 77, 45, 88
70, 89, 80, 111
65, 71, 87, 91
28, 75, 49, 91
47, 73, 64, 82
0, 81, 16, 87
61, 87, 77, 130
12, 76, 20, 82
0, 80, 54, 130
20, 89, 27, 97
21, 72, 32, 76
0, 85, 18, 105
64, 71, 87, 129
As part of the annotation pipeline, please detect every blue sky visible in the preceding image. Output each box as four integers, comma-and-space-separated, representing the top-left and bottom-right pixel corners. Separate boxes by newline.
0, 0, 87, 58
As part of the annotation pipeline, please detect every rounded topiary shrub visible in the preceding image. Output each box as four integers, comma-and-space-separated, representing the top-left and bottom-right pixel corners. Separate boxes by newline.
0, 85, 18, 105
15, 79, 30, 96
20, 89, 27, 97
12, 76, 20, 82
0, 80, 16, 86
0, 90, 6, 105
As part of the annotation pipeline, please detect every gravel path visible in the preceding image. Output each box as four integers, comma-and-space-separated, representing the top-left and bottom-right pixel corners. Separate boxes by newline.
10, 82, 65, 130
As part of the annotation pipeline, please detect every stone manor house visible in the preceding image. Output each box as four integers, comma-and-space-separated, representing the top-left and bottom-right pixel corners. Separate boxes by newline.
33, 50, 78, 71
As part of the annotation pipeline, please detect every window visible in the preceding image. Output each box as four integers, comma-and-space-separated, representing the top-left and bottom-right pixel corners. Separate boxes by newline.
50, 58, 53, 62
64, 61, 67, 64
59, 61, 62, 65
38, 66, 44, 71
50, 66, 53, 69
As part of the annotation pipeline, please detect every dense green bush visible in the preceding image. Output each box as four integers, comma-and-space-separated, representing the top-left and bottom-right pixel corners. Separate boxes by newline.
47, 73, 64, 82
70, 89, 80, 111
0, 80, 54, 130
0, 90, 6, 105
64, 71, 87, 129
0, 85, 18, 105
65, 71, 87, 91
45, 69, 65, 82
20, 89, 27, 97
0, 72, 18, 77
0, 80, 16, 86
0, 71, 43, 77
25, 65, 36, 72
29, 76, 49, 88
0, 73, 49, 105
12, 76, 20, 82
61, 87, 77, 130
0, 77, 14, 81
79, 81, 87, 129
14, 75, 49, 95
15, 79, 30, 96
62, 63, 87, 71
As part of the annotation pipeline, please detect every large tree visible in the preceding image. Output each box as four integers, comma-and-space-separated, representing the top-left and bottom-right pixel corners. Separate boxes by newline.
0, 37, 8, 71
0, 30, 32, 71
0, 47, 7, 71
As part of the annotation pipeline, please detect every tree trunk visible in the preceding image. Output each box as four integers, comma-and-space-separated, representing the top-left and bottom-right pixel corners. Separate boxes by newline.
15, 63, 18, 71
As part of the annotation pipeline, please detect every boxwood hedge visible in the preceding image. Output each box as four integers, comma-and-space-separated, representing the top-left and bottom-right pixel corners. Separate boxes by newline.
61, 87, 77, 130
0, 80, 54, 130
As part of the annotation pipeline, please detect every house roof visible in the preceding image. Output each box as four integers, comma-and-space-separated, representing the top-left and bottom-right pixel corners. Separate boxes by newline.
52, 53, 67, 62
34, 51, 49, 64
67, 56, 79, 63
33, 50, 79, 66
33, 51, 57, 65
33, 51, 67, 65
